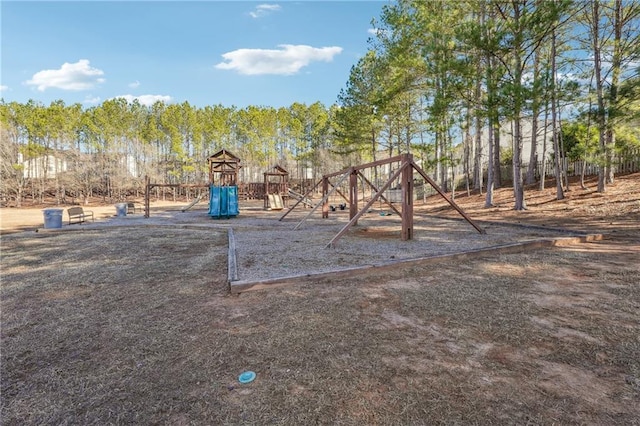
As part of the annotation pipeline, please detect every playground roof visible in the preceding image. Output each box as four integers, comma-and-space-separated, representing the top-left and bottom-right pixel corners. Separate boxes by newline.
208, 149, 240, 164
265, 165, 289, 176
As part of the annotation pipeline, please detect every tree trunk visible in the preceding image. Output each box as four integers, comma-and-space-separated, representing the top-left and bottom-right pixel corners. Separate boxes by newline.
485, 123, 495, 208
464, 104, 472, 197
512, 2, 525, 211
539, 101, 549, 191
513, 118, 526, 210
551, 26, 565, 200
558, 109, 570, 191
473, 79, 483, 193
591, 0, 607, 193
606, 0, 623, 185
494, 125, 501, 188
526, 49, 541, 185
435, 132, 442, 188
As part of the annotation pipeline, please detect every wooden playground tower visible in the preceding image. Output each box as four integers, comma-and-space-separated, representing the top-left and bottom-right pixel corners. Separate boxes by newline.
144, 149, 241, 218
207, 149, 240, 218
280, 153, 485, 247
263, 165, 288, 210
208, 149, 240, 186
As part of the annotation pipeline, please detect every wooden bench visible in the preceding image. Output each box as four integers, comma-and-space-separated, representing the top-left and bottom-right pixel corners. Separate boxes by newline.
127, 202, 137, 214
67, 206, 94, 225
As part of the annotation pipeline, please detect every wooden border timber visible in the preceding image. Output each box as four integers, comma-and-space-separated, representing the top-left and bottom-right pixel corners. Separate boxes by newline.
229, 233, 604, 293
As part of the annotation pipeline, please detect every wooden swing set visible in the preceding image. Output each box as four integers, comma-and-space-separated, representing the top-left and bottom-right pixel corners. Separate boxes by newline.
143, 177, 209, 218
280, 153, 485, 247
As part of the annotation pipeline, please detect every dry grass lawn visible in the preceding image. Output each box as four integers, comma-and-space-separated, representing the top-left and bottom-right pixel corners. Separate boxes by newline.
1, 174, 639, 424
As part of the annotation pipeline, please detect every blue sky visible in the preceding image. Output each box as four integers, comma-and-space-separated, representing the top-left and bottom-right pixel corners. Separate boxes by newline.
1, 1, 388, 109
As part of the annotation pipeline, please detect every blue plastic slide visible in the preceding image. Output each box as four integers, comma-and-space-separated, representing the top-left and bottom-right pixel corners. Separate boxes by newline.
209, 185, 239, 218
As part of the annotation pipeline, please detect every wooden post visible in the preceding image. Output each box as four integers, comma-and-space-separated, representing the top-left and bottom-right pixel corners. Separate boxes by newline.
401, 154, 413, 241
322, 176, 329, 218
263, 172, 269, 210
327, 163, 408, 248
294, 172, 349, 230
144, 176, 150, 218
349, 168, 358, 224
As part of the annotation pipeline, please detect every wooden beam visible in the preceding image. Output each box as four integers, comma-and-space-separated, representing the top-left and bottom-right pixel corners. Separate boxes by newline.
264, 172, 269, 210
411, 160, 485, 234
356, 171, 401, 216
351, 154, 404, 172
323, 168, 351, 179
294, 171, 349, 230
326, 181, 349, 204
280, 178, 322, 221
327, 162, 409, 247
321, 154, 405, 179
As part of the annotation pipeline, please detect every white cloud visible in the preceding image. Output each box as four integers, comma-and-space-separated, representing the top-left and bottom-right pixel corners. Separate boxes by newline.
83, 96, 102, 105
368, 28, 391, 41
128, 80, 141, 89
0, 85, 8, 92
250, 4, 281, 18
215, 44, 343, 76
112, 94, 172, 106
25, 59, 105, 91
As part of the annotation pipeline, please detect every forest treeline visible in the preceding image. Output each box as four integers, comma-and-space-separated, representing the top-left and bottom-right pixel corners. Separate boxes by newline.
1, 0, 639, 208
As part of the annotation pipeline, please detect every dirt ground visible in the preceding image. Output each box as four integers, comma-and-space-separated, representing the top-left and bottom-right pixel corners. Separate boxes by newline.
1, 173, 639, 424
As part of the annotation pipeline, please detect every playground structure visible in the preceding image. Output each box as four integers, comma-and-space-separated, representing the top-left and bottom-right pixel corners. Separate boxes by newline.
181, 194, 205, 212
144, 149, 241, 218
263, 165, 288, 210
280, 153, 485, 247
207, 149, 240, 218
145, 149, 293, 218
143, 151, 482, 239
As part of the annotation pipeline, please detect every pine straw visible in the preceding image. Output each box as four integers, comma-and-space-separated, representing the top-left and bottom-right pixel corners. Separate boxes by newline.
2, 221, 639, 424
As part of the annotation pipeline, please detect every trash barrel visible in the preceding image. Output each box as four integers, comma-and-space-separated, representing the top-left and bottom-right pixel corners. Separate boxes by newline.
115, 203, 127, 217
43, 208, 63, 229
